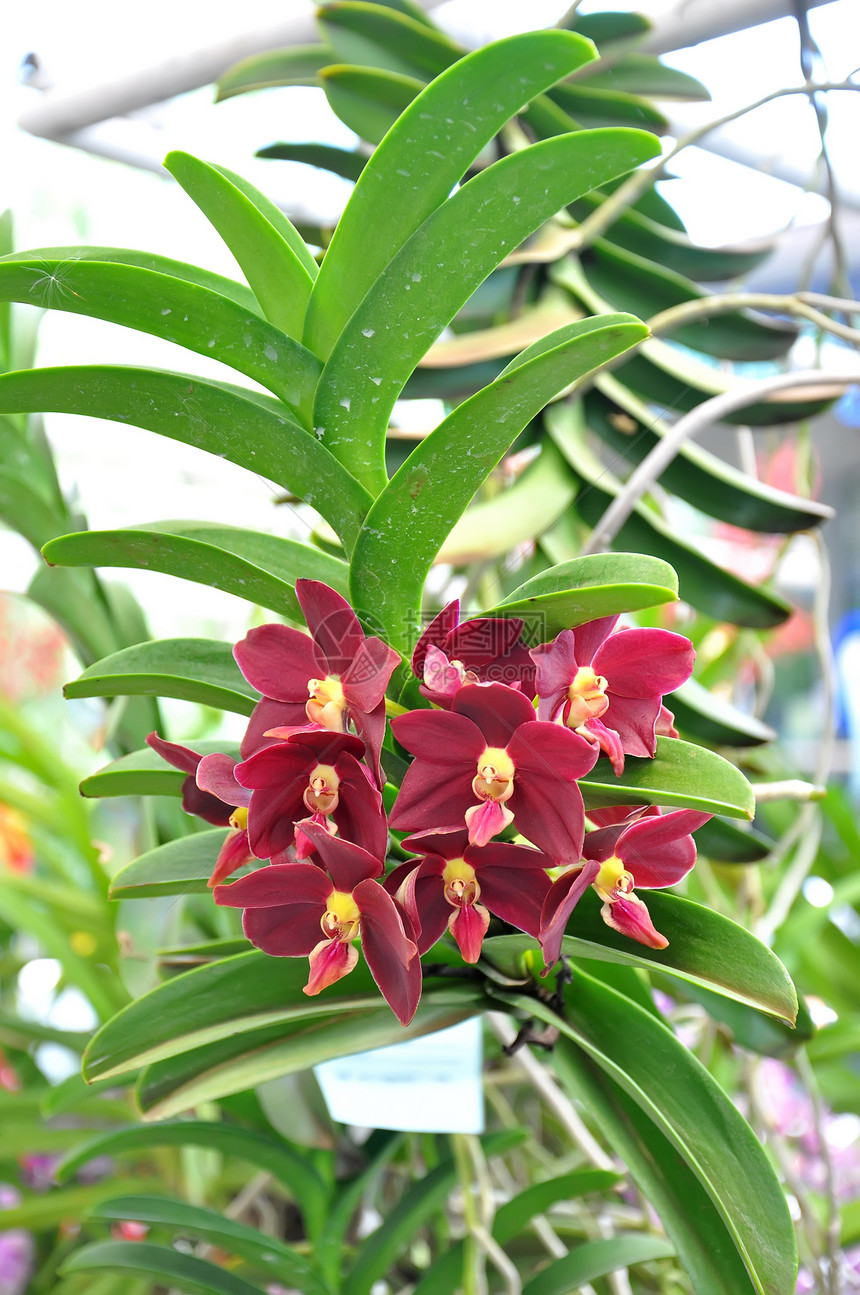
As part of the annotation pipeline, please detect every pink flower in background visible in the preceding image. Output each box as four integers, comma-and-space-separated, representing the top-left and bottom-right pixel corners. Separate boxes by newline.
541, 805, 710, 968
531, 618, 694, 774
411, 600, 535, 706
235, 580, 400, 785
215, 824, 420, 1024
386, 828, 552, 963
390, 682, 597, 860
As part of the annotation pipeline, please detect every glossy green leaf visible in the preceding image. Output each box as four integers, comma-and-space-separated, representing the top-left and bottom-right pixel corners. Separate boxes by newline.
79, 741, 238, 801
56, 1122, 329, 1236
43, 521, 346, 618
65, 637, 258, 715
321, 65, 422, 143
567, 11, 651, 44
343, 1131, 525, 1295
549, 82, 666, 129
258, 141, 367, 181
671, 677, 776, 747
61, 1241, 266, 1295
109, 831, 229, 899
0, 259, 320, 413
89, 1197, 333, 1295
351, 316, 648, 648
483, 886, 797, 1024
582, 53, 710, 101
545, 403, 793, 628
164, 151, 315, 338
320, 2, 459, 79
582, 241, 797, 360
216, 43, 331, 99
487, 551, 679, 643
0, 1184, 151, 1233
314, 130, 659, 490
0, 366, 373, 547
437, 442, 577, 564
524, 1236, 676, 1295
304, 29, 598, 359
136, 993, 484, 1117
515, 973, 798, 1295
581, 736, 754, 818
552, 1041, 761, 1295
411, 1169, 621, 1295
695, 816, 774, 864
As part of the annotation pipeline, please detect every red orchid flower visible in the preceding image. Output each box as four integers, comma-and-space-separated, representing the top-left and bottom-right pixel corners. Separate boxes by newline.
531, 618, 694, 775
234, 730, 388, 862
214, 822, 421, 1025
234, 580, 400, 786
540, 804, 712, 968
412, 599, 535, 707
146, 734, 255, 886
386, 827, 552, 963
390, 682, 597, 860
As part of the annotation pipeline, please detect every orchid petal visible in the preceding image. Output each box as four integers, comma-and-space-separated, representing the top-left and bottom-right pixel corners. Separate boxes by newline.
448, 902, 490, 963
146, 731, 201, 775
594, 628, 694, 697
603, 692, 661, 757
540, 859, 601, 971
478, 866, 550, 938
305, 938, 359, 995
388, 760, 478, 835
446, 615, 523, 666
531, 630, 579, 703
351, 699, 388, 790
196, 753, 250, 807
572, 615, 619, 664
214, 862, 331, 909
412, 599, 460, 678
181, 778, 234, 826
617, 809, 711, 888
582, 717, 627, 775
391, 708, 485, 764
342, 637, 401, 712
465, 797, 514, 847
234, 623, 323, 701
240, 697, 308, 758
296, 579, 365, 676
354, 879, 421, 1025
452, 681, 536, 748
300, 821, 382, 890
601, 891, 668, 949
208, 828, 256, 888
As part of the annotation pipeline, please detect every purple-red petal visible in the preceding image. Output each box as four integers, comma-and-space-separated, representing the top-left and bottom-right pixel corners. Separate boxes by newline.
452, 681, 536, 748
540, 859, 601, 970
355, 879, 421, 1025
234, 624, 323, 701
594, 628, 694, 698
296, 579, 365, 676
196, 753, 251, 808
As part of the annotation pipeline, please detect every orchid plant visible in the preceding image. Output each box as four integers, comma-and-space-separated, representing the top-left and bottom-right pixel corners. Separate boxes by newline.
0, 17, 833, 1295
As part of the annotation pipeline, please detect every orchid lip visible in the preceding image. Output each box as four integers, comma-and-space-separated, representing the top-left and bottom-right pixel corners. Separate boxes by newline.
473, 745, 515, 803
594, 854, 635, 903
320, 889, 361, 941
442, 857, 480, 908
303, 763, 340, 814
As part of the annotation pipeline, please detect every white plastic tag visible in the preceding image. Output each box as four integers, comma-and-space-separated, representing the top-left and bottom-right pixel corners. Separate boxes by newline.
314, 1016, 485, 1133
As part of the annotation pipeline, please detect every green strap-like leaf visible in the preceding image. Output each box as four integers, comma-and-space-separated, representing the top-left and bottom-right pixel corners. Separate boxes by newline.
0, 259, 320, 414
483, 886, 797, 1024
313, 130, 659, 490
518, 974, 798, 1295
304, 29, 598, 358
0, 366, 372, 547
60, 1241, 266, 1295
136, 991, 485, 1118
64, 637, 259, 716
523, 1235, 676, 1295
545, 403, 793, 629
56, 1123, 329, 1237
320, 2, 459, 79
43, 522, 347, 619
216, 43, 332, 100
351, 316, 648, 648
79, 741, 238, 801
88, 1197, 333, 1295
109, 831, 229, 899
258, 141, 367, 182
0, 467, 63, 549
582, 53, 710, 101
580, 736, 755, 819
486, 551, 679, 643
343, 1131, 526, 1295
552, 1040, 760, 1295
588, 381, 831, 534
321, 65, 423, 144
549, 82, 667, 129
671, 677, 776, 747
164, 151, 315, 338
695, 816, 774, 864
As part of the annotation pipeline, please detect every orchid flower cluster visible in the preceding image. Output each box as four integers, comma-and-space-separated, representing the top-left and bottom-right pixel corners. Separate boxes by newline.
149, 580, 707, 1025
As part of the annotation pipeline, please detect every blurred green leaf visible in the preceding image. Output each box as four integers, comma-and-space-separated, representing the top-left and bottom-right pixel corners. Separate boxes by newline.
258, 141, 367, 181
61, 1241, 267, 1295
549, 82, 667, 129
351, 316, 648, 647
321, 64, 422, 143
670, 678, 776, 747
524, 1235, 676, 1294
164, 152, 316, 338
216, 43, 331, 99
582, 53, 709, 101
695, 816, 774, 863
485, 886, 797, 1024
88, 1196, 333, 1294
320, 2, 459, 79
304, 28, 598, 359
44, 522, 347, 618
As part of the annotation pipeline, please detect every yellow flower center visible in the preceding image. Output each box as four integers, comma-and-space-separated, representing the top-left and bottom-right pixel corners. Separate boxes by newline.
442, 857, 480, 908
472, 746, 515, 804
320, 889, 361, 942
593, 854, 635, 903
229, 806, 249, 830
303, 763, 340, 815
306, 676, 348, 731
566, 666, 609, 728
